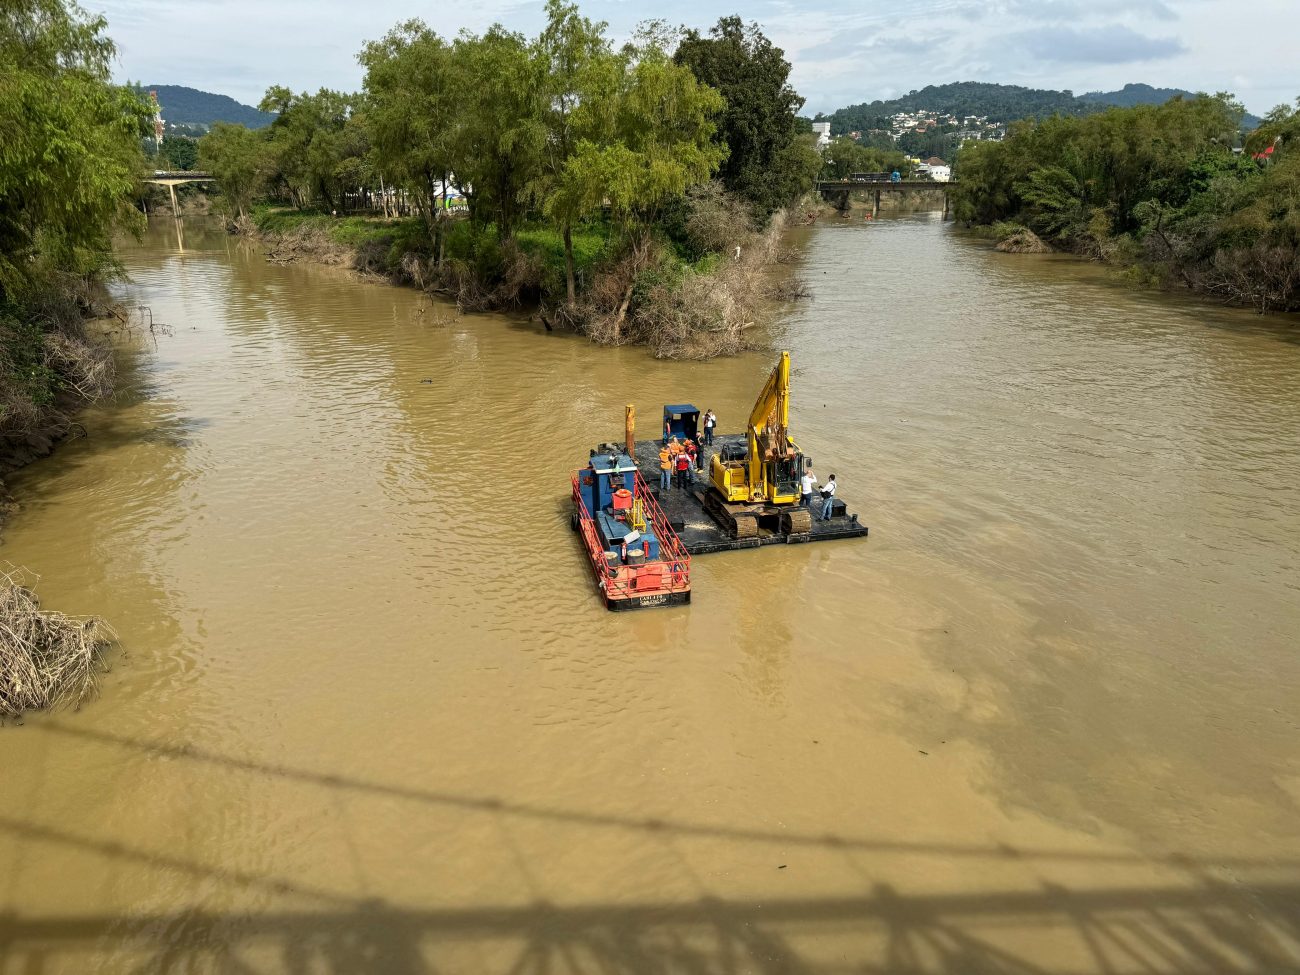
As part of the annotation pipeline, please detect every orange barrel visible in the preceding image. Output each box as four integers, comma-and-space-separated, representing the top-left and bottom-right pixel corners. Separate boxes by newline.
612, 488, 633, 511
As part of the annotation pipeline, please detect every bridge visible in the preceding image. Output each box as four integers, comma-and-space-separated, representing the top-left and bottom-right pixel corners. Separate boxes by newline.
817, 179, 954, 218
145, 170, 214, 184
143, 170, 214, 216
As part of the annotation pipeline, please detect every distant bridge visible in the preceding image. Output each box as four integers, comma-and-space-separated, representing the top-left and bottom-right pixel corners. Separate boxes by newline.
817, 179, 954, 217
145, 170, 214, 184
143, 171, 214, 216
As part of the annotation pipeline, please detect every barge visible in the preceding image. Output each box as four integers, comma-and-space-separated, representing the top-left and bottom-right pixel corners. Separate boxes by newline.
630, 434, 869, 554
568, 352, 867, 609
571, 449, 692, 610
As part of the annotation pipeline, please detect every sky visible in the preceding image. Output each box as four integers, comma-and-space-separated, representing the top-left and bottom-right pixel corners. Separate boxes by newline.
94, 0, 1297, 117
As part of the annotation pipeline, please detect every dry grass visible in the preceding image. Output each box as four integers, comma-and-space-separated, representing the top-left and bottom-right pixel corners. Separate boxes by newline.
261, 223, 355, 267
573, 206, 807, 360
996, 229, 1053, 254
0, 569, 115, 720
436, 242, 544, 312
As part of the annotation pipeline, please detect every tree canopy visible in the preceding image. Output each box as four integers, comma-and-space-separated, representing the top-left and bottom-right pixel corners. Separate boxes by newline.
674, 17, 819, 217
951, 95, 1299, 312
0, 0, 150, 303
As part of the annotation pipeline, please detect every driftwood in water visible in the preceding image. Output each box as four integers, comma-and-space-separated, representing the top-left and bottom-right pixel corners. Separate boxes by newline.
0, 570, 115, 720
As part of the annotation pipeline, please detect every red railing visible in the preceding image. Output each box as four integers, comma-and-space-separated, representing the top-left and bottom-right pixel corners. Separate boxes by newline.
633, 472, 691, 563
571, 470, 691, 601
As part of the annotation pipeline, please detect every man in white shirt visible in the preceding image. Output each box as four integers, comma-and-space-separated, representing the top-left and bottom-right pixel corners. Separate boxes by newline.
820, 474, 837, 520
799, 466, 818, 508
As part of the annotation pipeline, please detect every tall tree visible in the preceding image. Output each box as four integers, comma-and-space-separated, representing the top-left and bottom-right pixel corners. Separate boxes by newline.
257, 86, 361, 211
673, 16, 818, 217
198, 123, 265, 219
0, 0, 150, 302
545, 36, 725, 234
360, 21, 457, 242
818, 137, 908, 181
448, 27, 546, 241
530, 0, 615, 304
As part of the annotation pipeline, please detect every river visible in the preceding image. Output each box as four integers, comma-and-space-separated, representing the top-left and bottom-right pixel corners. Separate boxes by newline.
1, 214, 1297, 974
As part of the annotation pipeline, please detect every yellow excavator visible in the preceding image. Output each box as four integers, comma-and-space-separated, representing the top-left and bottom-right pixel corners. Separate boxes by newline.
704, 351, 813, 539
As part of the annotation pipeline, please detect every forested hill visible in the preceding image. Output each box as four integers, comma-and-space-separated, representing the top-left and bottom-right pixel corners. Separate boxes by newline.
1078, 83, 1262, 127
143, 85, 274, 129
818, 81, 1259, 133
1078, 83, 1189, 108
823, 83, 1077, 130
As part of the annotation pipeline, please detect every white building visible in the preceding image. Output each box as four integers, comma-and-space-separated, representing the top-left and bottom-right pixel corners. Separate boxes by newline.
812, 121, 831, 148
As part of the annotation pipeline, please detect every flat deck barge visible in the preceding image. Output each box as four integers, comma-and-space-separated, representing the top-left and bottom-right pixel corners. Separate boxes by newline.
626, 434, 869, 555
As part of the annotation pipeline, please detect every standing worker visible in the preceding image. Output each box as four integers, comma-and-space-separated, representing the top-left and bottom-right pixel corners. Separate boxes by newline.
686, 437, 700, 472
658, 442, 672, 492
820, 474, 838, 520
799, 465, 818, 508
703, 409, 716, 446
675, 448, 692, 491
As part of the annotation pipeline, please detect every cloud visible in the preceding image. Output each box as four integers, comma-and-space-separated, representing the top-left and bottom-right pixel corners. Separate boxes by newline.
96, 0, 1290, 121
1008, 25, 1186, 64
794, 29, 933, 64
1004, 0, 1178, 22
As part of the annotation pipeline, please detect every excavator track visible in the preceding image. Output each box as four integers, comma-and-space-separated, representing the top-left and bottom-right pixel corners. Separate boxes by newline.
781, 508, 812, 536
702, 489, 758, 540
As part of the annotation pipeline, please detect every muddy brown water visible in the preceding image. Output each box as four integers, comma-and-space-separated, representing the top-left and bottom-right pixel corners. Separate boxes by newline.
1, 214, 1298, 973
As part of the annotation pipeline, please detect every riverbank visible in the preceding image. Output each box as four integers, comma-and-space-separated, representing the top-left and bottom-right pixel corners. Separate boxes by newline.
238, 195, 819, 359
0, 294, 118, 720
0, 293, 117, 524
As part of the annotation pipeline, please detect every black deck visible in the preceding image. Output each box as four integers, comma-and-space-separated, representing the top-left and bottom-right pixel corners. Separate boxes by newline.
607, 435, 869, 556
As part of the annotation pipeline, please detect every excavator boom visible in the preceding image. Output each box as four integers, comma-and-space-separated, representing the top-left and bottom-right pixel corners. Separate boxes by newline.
747, 351, 794, 501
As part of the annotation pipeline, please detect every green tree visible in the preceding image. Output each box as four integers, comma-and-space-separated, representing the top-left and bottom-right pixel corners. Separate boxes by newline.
258, 86, 362, 211
0, 0, 150, 302
547, 38, 725, 231
529, 0, 615, 304
360, 20, 457, 242
448, 27, 546, 240
951, 93, 1299, 311
198, 123, 266, 218
674, 16, 817, 217
818, 137, 907, 180
158, 135, 198, 171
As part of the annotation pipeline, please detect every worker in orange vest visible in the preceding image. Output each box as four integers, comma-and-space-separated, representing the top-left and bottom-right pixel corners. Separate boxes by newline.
658, 443, 672, 491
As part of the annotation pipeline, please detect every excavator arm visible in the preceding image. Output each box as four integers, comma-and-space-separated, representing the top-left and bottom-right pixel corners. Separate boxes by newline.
746, 351, 792, 501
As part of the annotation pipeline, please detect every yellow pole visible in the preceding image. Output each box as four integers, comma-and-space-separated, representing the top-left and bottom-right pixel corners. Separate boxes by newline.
625, 404, 636, 457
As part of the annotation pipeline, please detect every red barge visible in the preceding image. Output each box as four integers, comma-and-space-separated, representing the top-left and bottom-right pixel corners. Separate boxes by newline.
570, 411, 691, 610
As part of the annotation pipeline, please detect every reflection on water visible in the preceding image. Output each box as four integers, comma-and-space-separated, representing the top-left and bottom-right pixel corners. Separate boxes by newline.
0, 214, 1297, 973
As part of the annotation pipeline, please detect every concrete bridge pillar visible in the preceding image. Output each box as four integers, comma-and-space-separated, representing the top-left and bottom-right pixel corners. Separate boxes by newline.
873, 189, 880, 217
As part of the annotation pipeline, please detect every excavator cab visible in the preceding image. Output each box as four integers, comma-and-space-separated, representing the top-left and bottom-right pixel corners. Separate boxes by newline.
770, 453, 803, 502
